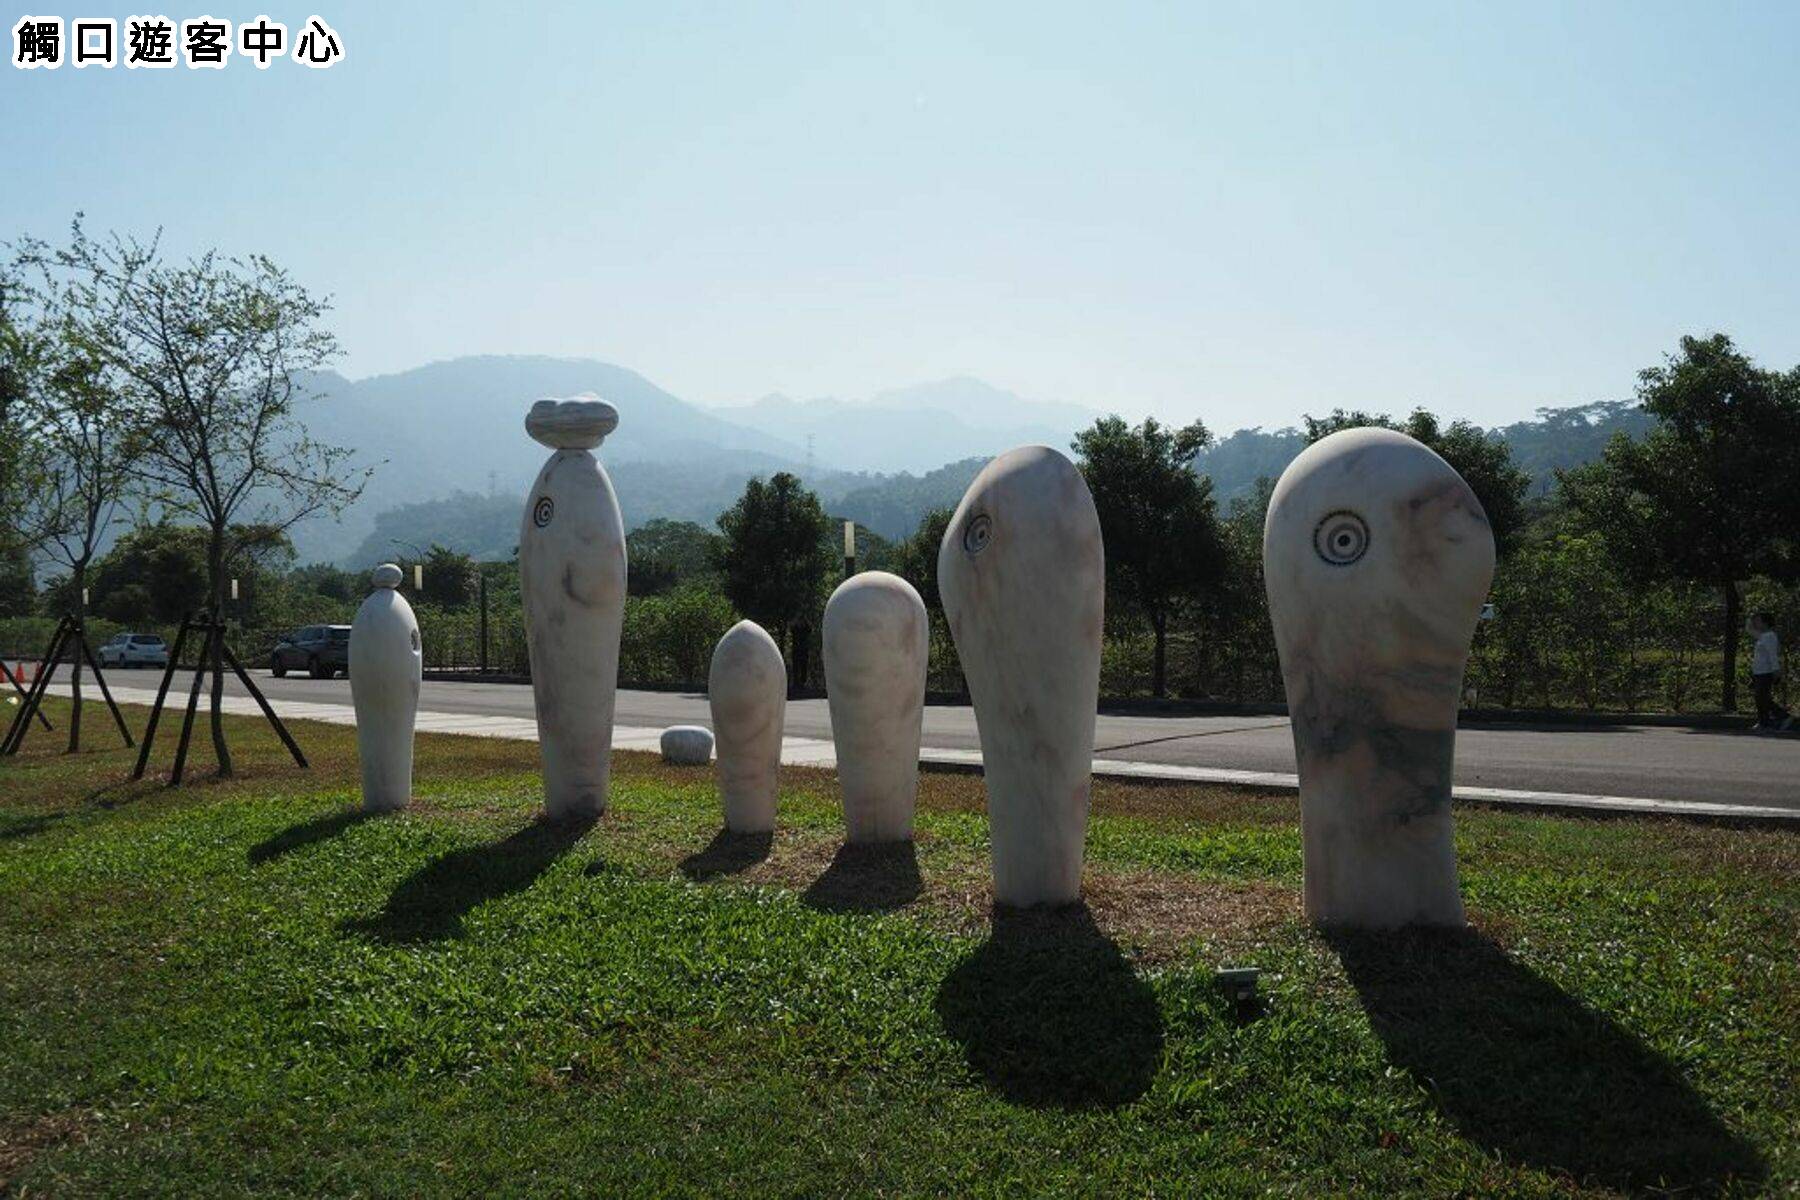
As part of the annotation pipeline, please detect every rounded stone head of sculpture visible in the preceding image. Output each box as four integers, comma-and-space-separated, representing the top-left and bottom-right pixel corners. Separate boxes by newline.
938, 445, 1103, 907
1263, 426, 1495, 928
525, 396, 619, 450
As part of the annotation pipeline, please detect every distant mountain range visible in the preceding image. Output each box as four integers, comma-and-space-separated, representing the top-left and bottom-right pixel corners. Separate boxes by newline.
291, 357, 1098, 563
711, 378, 1101, 475
288, 353, 1651, 567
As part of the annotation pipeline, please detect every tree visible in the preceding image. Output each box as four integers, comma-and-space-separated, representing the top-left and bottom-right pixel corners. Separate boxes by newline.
0, 544, 34, 616
627, 518, 723, 596
713, 473, 833, 666
1559, 334, 1800, 711
890, 507, 952, 618
1303, 408, 1530, 553
0, 262, 55, 561
3, 247, 146, 751
398, 544, 476, 609
85, 522, 291, 627
1073, 416, 1227, 698
27, 220, 371, 775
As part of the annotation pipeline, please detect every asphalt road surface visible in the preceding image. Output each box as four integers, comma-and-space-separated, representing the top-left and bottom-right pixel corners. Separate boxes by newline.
67, 667, 1799, 811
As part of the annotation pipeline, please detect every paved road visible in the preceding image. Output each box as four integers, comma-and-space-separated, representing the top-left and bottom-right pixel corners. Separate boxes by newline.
65, 667, 1800, 810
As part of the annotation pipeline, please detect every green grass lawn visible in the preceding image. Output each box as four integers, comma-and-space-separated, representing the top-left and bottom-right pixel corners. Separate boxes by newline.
0, 699, 1794, 1197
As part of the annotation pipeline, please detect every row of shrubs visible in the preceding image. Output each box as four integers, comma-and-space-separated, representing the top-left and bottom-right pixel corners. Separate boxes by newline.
5, 570, 1795, 713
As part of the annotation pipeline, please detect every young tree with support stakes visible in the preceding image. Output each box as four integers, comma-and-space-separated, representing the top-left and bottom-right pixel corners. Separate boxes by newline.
1073, 416, 1227, 699
27, 220, 370, 776
13, 344, 138, 752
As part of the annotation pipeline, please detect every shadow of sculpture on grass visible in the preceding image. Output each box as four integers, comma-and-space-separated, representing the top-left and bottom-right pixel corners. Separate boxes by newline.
1327, 927, 1765, 1194
347, 814, 597, 944
935, 902, 1164, 1109
0, 812, 62, 842
802, 841, 923, 914
249, 809, 376, 865
678, 829, 773, 882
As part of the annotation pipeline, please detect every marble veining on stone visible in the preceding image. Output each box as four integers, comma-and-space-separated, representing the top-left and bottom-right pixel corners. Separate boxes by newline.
823, 571, 928, 843
350, 563, 421, 812
1263, 426, 1495, 929
939, 445, 1103, 907
709, 620, 786, 833
520, 397, 628, 819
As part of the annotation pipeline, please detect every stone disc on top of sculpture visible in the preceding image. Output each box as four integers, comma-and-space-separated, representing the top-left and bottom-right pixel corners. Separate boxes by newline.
349, 562, 422, 812
823, 570, 928, 844
708, 619, 786, 834
519, 396, 628, 820
1263, 426, 1496, 930
939, 445, 1104, 907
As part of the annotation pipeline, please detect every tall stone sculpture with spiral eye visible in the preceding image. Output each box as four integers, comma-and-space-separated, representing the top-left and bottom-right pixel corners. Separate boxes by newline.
1263, 427, 1496, 929
939, 446, 1104, 907
519, 396, 627, 820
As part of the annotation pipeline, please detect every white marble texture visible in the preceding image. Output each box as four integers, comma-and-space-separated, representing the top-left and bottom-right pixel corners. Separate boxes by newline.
1263, 427, 1496, 929
661, 724, 714, 765
349, 563, 421, 813
708, 619, 786, 833
823, 571, 928, 843
519, 397, 628, 819
939, 446, 1104, 906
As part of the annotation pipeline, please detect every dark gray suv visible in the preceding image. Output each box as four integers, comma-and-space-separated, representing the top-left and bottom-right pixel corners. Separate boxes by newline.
270, 625, 352, 679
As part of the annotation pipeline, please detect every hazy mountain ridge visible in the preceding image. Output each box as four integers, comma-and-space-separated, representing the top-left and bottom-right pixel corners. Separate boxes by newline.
291, 353, 1653, 567
709, 376, 1101, 475
291, 355, 813, 562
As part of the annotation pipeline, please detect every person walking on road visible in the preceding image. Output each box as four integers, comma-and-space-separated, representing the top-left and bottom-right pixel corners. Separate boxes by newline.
1747, 611, 1792, 732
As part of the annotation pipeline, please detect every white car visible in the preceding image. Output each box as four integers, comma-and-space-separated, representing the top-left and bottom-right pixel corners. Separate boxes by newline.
99, 632, 171, 669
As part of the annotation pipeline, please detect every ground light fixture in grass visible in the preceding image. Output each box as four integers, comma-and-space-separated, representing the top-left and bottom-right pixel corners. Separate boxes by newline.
0, 698, 1792, 1195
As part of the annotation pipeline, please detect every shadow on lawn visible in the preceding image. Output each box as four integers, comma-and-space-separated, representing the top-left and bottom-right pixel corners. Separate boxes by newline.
1328, 927, 1765, 1194
0, 812, 62, 842
248, 809, 375, 864
803, 841, 923, 914
935, 903, 1164, 1109
679, 829, 773, 881
347, 814, 597, 943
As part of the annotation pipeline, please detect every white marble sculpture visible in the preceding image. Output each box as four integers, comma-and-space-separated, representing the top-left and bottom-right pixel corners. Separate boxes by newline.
939, 446, 1103, 906
661, 724, 714, 766
708, 620, 786, 833
519, 397, 628, 819
823, 571, 928, 843
349, 563, 421, 812
1263, 427, 1496, 929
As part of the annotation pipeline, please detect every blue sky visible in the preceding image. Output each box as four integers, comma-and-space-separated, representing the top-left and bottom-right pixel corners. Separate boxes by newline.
5, 1, 1798, 432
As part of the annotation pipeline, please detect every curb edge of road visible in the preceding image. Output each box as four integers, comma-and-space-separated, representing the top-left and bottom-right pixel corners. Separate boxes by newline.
917, 754, 1800, 827
35, 678, 1799, 828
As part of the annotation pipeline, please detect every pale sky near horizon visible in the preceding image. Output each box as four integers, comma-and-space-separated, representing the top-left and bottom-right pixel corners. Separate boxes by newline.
5, 1, 1798, 434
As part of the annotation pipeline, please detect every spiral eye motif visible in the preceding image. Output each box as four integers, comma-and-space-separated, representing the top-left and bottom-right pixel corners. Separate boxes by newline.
962, 514, 993, 556
1313, 510, 1369, 566
533, 496, 554, 528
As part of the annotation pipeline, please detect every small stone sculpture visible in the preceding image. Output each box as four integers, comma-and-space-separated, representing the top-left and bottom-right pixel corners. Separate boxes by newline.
661, 725, 714, 766
519, 396, 628, 819
708, 620, 786, 833
1263, 426, 1496, 929
349, 563, 421, 812
823, 571, 928, 843
939, 446, 1103, 906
